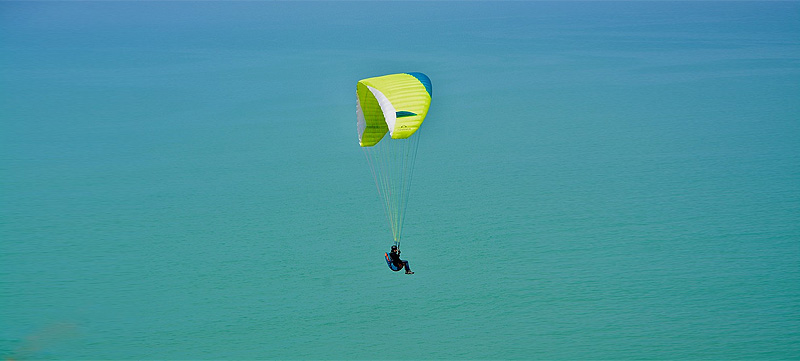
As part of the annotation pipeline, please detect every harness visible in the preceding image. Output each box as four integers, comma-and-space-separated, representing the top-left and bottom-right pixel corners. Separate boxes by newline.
384, 252, 402, 272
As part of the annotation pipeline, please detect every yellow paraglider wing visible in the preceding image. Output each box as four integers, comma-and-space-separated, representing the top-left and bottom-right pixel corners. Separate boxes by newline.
356, 72, 432, 146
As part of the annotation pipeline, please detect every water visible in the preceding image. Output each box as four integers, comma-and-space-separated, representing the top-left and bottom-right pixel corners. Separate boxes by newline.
2, 2, 799, 359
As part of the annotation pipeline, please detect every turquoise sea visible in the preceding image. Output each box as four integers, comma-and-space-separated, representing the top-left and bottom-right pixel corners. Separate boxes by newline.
2, 1, 799, 360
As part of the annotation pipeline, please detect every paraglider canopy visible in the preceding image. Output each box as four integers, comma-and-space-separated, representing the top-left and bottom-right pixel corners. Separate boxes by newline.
356, 72, 432, 147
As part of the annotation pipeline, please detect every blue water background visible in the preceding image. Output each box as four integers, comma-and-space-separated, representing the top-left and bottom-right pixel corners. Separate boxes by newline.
2, 2, 799, 359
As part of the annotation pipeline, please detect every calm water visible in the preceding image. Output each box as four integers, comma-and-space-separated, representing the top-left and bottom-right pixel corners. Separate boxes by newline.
2, 2, 799, 360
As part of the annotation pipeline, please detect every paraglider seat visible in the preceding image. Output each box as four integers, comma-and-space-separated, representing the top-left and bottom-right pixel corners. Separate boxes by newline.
384, 252, 402, 272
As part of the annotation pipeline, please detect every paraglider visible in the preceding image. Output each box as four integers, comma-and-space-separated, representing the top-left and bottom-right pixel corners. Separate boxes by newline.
356, 72, 431, 272
387, 245, 413, 274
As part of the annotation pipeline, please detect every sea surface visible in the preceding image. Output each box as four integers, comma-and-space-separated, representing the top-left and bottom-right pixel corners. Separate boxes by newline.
1, 2, 799, 360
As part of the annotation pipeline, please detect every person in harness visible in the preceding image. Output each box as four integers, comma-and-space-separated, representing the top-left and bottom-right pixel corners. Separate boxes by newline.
389, 245, 414, 274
